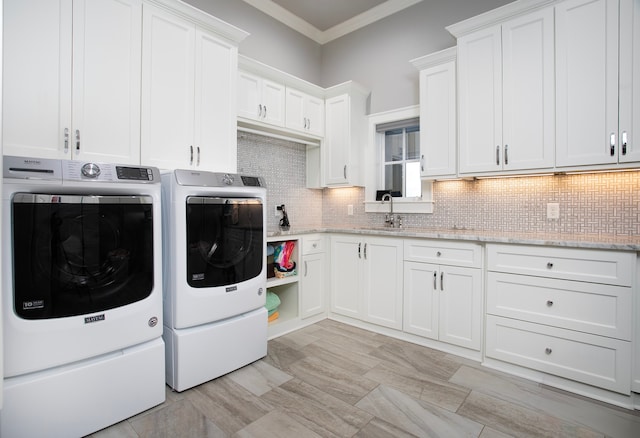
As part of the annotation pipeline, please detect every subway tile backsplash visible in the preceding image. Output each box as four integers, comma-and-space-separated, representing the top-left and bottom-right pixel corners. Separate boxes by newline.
239, 132, 640, 236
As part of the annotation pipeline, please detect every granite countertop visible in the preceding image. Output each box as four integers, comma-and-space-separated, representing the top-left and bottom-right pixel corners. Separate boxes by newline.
267, 226, 640, 251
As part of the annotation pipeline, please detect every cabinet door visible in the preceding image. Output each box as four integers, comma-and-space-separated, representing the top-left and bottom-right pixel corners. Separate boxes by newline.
237, 71, 262, 120
300, 253, 325, 319
194, 27, 237, 172
305, 94, 325, 137
324, 94, 351, 185
556, 0, 620, 166
72, 0, 142, 164
502, 7, 555, 171
3, 0, 72, 159
419, 60, 457, 178
261, 79, 286, 127
285, 88, 307, 132
619, 0, 640, 164
330, 236, 361, 318
438, 266, 482, 351
362, 238, 404, 330
141, 3, 195, 170
403, 261, 439, 339
458, 25, 502, 174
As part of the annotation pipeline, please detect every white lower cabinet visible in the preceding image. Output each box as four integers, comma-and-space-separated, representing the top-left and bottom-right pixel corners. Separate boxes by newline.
300, 235, 326, 319
403, 240, 483, 351
330, 235, 403, 330
486, 244, 635, 394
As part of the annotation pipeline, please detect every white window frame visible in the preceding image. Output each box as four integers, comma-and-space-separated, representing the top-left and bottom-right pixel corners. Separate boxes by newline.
364, 105, 434, 214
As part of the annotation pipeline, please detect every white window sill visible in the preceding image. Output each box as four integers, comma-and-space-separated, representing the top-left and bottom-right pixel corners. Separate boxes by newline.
364, 199, 434, 214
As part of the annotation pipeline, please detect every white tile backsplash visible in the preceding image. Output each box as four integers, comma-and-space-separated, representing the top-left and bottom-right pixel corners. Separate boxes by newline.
239, 132, 640, 236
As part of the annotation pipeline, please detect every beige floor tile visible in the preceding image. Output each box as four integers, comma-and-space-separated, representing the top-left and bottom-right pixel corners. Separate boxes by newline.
261, 378, 374, 437
287, 355, 379, 404
129, 399, 226, 438
228, 360, 293, 396
234, 410, 322, 438
356, 384, 484, 437
458, 391, 603, 438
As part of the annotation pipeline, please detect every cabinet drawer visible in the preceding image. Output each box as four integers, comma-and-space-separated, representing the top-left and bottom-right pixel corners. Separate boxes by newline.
487, 272, 632, 340
404, 239, 482, 267
487, 244, 635, 286
302, 235, 324, 255
486, 315, 631, 394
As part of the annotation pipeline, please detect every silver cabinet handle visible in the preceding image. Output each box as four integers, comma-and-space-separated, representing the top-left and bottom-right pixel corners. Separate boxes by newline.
504, 144, 509, 165
421, 154, 425, 172
547, 262, 553, 269
433, 271, 437, 290
75, 129, 81, 152
197, 146, 201, 166
190, 145, 194, 165
358, 242, 361, 259
64, 128, 70, 153
436, 251, 441, 257
364, 243, 367, 260
545, 348, 552, 355
610, 133, 616, 156
307, 118, 311, 130
440, 272, 444, 291
622, 131, 628, 155
343, 165, 347, 179
263, 105, 267, 119
304, 260, 308, 276
546, 300, 554, 307
258, 104, 263, 118
496, 145, 500, 165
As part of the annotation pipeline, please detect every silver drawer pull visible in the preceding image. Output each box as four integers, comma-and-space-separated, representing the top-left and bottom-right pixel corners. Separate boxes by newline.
436, 251, 441, 257
546, 262, 553, 269
546, 300, 554, 307
545, 348, 552, 355
433, 271, 437, 290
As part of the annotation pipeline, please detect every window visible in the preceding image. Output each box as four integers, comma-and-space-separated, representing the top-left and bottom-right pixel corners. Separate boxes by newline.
382, 123, 421, 198
364, 106, 433, 215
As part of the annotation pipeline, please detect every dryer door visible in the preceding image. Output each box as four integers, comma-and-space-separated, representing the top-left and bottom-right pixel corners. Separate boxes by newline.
11, 193, 155, 319
185, 196, 264, 288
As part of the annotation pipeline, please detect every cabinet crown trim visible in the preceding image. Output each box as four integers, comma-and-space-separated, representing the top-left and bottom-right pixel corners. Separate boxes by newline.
446, 0, 558, 38
146, 0, 249, 43
410, 47, 456, 70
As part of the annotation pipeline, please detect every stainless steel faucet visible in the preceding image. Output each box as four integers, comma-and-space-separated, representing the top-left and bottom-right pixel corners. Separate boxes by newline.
381, 193, 394, 227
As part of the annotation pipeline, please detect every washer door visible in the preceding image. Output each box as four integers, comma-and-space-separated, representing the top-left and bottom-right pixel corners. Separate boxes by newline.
186, 196, 263, 288
11, 193, 154, 319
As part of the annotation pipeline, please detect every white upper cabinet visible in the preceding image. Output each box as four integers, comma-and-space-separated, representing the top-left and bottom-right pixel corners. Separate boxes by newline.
412, 48, 457, 179
3, 0, 142, 164
141, 1, 245, 172
324, 83, 369, 187
619, 0, 640, 164
285, 88, 324, 137
555, 0, 622, 166
237, 71, 286, 127
457, 7, 555, 175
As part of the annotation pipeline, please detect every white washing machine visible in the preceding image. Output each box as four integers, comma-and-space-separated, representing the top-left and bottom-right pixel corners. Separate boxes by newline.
1, 156, 165, 437
162, 169, 267, 392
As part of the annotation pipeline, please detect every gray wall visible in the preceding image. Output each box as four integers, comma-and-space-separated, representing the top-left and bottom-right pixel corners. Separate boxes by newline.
184, 0, 513, 113
320, 0, 513, 113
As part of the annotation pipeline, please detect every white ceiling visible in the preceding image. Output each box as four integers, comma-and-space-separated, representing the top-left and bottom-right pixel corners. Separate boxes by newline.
242, 0, 424, 44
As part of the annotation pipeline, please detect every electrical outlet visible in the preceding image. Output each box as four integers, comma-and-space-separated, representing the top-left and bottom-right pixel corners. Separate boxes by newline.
347, 204, 354, 216
547, 203, 560, 220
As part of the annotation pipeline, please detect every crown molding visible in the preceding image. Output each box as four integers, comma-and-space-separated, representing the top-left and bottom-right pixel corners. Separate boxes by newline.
242, 0, 423, 44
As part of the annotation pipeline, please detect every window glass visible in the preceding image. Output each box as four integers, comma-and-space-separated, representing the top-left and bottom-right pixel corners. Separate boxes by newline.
381, 123, 421, 198
384, 129, 404, 162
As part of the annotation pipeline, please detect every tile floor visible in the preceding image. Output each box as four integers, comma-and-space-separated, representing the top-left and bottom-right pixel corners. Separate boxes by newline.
91, 319, 640, 437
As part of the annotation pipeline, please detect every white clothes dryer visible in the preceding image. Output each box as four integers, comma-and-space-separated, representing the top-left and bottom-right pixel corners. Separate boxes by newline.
1, 156, 165, 438
162, 169, 267, 392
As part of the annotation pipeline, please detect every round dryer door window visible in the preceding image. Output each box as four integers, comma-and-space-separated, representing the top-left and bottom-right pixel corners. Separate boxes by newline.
11, 193, 154, 319
186, 196, 264, 288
